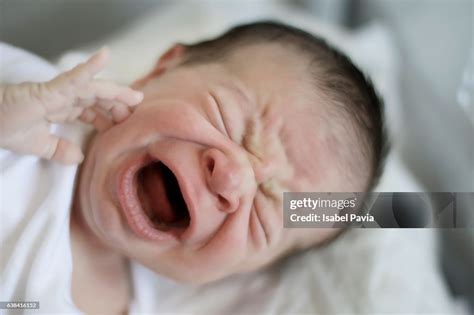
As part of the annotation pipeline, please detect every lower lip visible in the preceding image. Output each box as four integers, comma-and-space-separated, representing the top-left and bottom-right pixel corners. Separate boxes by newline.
116, 154, 176, 242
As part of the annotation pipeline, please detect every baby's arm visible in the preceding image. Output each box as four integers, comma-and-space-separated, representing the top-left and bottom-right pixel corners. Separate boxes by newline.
0, 48, 143, 164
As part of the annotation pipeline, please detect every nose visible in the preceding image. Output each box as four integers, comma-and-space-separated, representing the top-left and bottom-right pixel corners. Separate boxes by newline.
202, 148, 243, 213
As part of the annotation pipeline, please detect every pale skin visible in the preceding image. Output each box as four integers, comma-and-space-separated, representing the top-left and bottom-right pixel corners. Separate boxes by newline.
1, 43, 368, 313
0, 48, 143, 163
71, 43, 368, 313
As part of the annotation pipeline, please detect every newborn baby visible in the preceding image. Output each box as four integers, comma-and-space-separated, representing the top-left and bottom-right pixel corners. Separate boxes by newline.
1, 21, 387, 313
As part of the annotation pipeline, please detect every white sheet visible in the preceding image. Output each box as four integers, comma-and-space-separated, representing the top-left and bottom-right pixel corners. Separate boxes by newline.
55, 1, 467, 313
0, 43, 80, 314
0, 43, 156, 314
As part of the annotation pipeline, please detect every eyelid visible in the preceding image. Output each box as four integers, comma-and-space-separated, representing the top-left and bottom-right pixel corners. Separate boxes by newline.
259, 179, 282, 204
242, 118, 263, 160
209, 92, 230, 138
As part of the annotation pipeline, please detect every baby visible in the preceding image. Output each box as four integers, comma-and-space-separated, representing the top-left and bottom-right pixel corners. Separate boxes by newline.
0, 22, 387, 313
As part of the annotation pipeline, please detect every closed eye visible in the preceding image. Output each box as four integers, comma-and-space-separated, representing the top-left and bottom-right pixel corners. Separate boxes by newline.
209, 92, 230, 137
259, 179, 281, 203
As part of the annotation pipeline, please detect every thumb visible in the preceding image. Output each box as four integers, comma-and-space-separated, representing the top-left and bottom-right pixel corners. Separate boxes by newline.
40, 136, 85, 164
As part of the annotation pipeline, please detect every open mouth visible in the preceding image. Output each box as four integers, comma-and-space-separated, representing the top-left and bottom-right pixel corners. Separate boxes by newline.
117, 155, 191, 241
136, 161, 190, 232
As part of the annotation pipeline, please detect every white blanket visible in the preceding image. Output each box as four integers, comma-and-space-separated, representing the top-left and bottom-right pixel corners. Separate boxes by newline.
55, 1, 467, 313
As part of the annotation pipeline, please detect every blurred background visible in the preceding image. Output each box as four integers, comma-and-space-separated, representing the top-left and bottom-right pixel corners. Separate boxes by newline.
1, 0, 473, 311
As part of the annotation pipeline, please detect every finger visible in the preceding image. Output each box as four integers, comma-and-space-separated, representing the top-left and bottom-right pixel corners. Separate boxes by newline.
94, 99, 138, 114
48, 47, 110, 90
78, 108, 97, 123
87, 80, 143, 106
45, 108, 73, 122
79, 107, 113, 131
76, 96, 96, 108
66, 107, 84, 122
66, 47, 110, 84
91, 99, 117, 112
111, 103, 131, 123
81, 47, 110, 78
39, 135, 84, 164
94, 99, 136, 123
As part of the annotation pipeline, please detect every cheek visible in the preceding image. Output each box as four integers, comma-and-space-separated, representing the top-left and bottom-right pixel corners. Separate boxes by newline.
129, 102, 211, 142
147, 204, 253, 283
79, 133, 138, 244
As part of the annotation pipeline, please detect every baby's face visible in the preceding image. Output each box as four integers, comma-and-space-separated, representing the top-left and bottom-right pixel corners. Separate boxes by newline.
77, 44, 363, 283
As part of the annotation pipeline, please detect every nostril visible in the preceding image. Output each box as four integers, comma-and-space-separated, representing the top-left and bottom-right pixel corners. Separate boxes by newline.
206, 158, 215, 175
218, 194, 231, 210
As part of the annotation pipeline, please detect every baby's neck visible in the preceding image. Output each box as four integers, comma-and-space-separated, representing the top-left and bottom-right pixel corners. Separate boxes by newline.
70, 202, 131, 314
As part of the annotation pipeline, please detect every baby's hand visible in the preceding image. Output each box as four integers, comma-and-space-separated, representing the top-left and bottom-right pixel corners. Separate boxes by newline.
0, 48, 143, 164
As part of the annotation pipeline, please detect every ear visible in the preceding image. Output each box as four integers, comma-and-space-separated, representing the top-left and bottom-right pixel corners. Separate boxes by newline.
132, 44, 185, 88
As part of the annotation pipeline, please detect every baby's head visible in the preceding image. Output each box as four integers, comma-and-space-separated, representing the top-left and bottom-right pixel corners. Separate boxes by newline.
76, 22, 388, 283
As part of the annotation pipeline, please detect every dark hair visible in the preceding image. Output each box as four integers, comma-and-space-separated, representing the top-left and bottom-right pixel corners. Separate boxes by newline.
182, 21, 389, 190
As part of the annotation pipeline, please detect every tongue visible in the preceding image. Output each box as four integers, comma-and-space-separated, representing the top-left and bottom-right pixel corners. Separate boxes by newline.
140, 163, 176, 223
